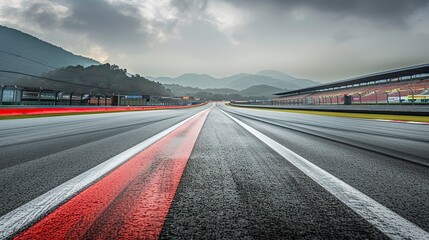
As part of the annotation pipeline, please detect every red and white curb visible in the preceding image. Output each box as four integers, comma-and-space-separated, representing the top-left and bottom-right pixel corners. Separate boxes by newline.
0, 105, 212, 239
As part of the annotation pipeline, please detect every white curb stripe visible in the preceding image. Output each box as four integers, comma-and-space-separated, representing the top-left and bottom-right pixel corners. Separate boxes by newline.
0, 106, 211, 239
219, 107, 429, 240
374, 119, 429, 125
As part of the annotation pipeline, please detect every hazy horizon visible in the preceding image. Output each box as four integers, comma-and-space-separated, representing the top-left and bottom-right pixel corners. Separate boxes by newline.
146, 69, 296, 79
1, 0, 429, 82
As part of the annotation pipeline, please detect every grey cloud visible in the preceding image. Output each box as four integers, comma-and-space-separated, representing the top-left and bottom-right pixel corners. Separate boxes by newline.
1, 0, 428, 81
225, 0, 429, 27
61, 0, 146, 48
333, 31, 356, 43
23, 2, 62, 28
1, 0, 151, 51
179, 19, 230, 57
2, 2, 63, 29
300, 0, 429, 27
170, 0, 208, 12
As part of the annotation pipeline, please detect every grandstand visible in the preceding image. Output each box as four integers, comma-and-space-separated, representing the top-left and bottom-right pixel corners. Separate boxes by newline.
275, 64, 429, 105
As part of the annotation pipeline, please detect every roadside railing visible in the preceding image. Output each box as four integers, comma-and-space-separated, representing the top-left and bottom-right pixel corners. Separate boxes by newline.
0, 84, 203, 107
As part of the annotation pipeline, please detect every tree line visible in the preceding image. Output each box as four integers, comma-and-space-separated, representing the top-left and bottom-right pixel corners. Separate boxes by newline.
13, 64, 173, 96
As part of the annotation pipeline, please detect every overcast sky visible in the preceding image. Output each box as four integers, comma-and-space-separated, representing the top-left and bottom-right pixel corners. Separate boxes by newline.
1, 0, 429, 82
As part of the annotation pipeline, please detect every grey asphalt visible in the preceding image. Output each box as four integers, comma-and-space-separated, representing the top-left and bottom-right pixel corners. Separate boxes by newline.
0, 103, 428, 239
161, 103, 429, 239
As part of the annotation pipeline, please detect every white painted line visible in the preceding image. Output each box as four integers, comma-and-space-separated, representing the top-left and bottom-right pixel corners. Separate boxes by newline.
406, 121, 429, 125
0, 105, 212, 239
219, 108, 429, 240
374, 119, 429, 125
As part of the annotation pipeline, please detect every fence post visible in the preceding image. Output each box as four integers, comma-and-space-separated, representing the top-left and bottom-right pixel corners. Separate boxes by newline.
385, 92, 389, 105
397, 90, 402, 106
12, 85, 17, 105
0, 84, 5, 105
38, 87, 43, 104
80, 94, 84, 106
55, 91, 60, 106
69, 92, 73, 106
424, 88, 429, 105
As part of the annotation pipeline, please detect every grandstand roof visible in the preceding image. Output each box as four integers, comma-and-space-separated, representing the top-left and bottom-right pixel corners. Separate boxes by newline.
275, 63, 429, 96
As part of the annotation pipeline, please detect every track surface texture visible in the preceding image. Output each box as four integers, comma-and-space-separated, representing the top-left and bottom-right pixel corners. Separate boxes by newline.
0, 103, 428, 239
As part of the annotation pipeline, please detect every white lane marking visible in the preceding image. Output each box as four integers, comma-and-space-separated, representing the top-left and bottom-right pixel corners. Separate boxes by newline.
219, 107, 429, 240
374, 119, 429, 125
0, 105, 212, 239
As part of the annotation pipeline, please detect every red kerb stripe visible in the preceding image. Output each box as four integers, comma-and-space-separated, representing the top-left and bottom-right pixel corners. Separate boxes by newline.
15, 109, 210, 239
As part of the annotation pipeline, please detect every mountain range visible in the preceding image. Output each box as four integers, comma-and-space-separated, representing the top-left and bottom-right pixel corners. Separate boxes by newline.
0, 25, 99, 84
147, 70, 319, 91
164, 84, 287, 99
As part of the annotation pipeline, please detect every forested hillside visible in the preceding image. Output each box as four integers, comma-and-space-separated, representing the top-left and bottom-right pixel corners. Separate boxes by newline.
14, 64, 173, 96
0, 25, 99, 82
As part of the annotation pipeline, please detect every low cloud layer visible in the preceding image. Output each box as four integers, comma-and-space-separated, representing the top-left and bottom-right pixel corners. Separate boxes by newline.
1, 0, 429, 82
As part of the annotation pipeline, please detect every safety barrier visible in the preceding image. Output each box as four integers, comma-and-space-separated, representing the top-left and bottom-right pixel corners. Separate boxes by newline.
0, 102, 207, 117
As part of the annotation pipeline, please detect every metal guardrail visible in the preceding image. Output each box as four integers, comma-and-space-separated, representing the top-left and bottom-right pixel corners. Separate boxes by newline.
0, 85, 203, 107
229, 102, 429, 116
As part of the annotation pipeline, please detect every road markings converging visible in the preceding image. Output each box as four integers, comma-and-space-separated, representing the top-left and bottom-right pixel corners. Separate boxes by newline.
219, 107, 429, 240
0, 106, 212, 239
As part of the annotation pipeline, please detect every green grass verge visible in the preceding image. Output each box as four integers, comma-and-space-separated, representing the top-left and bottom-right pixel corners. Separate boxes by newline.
227, 104, 429, 122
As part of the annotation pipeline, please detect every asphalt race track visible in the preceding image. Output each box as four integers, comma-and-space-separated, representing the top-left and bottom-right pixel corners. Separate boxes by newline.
0, 103, 428, 239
